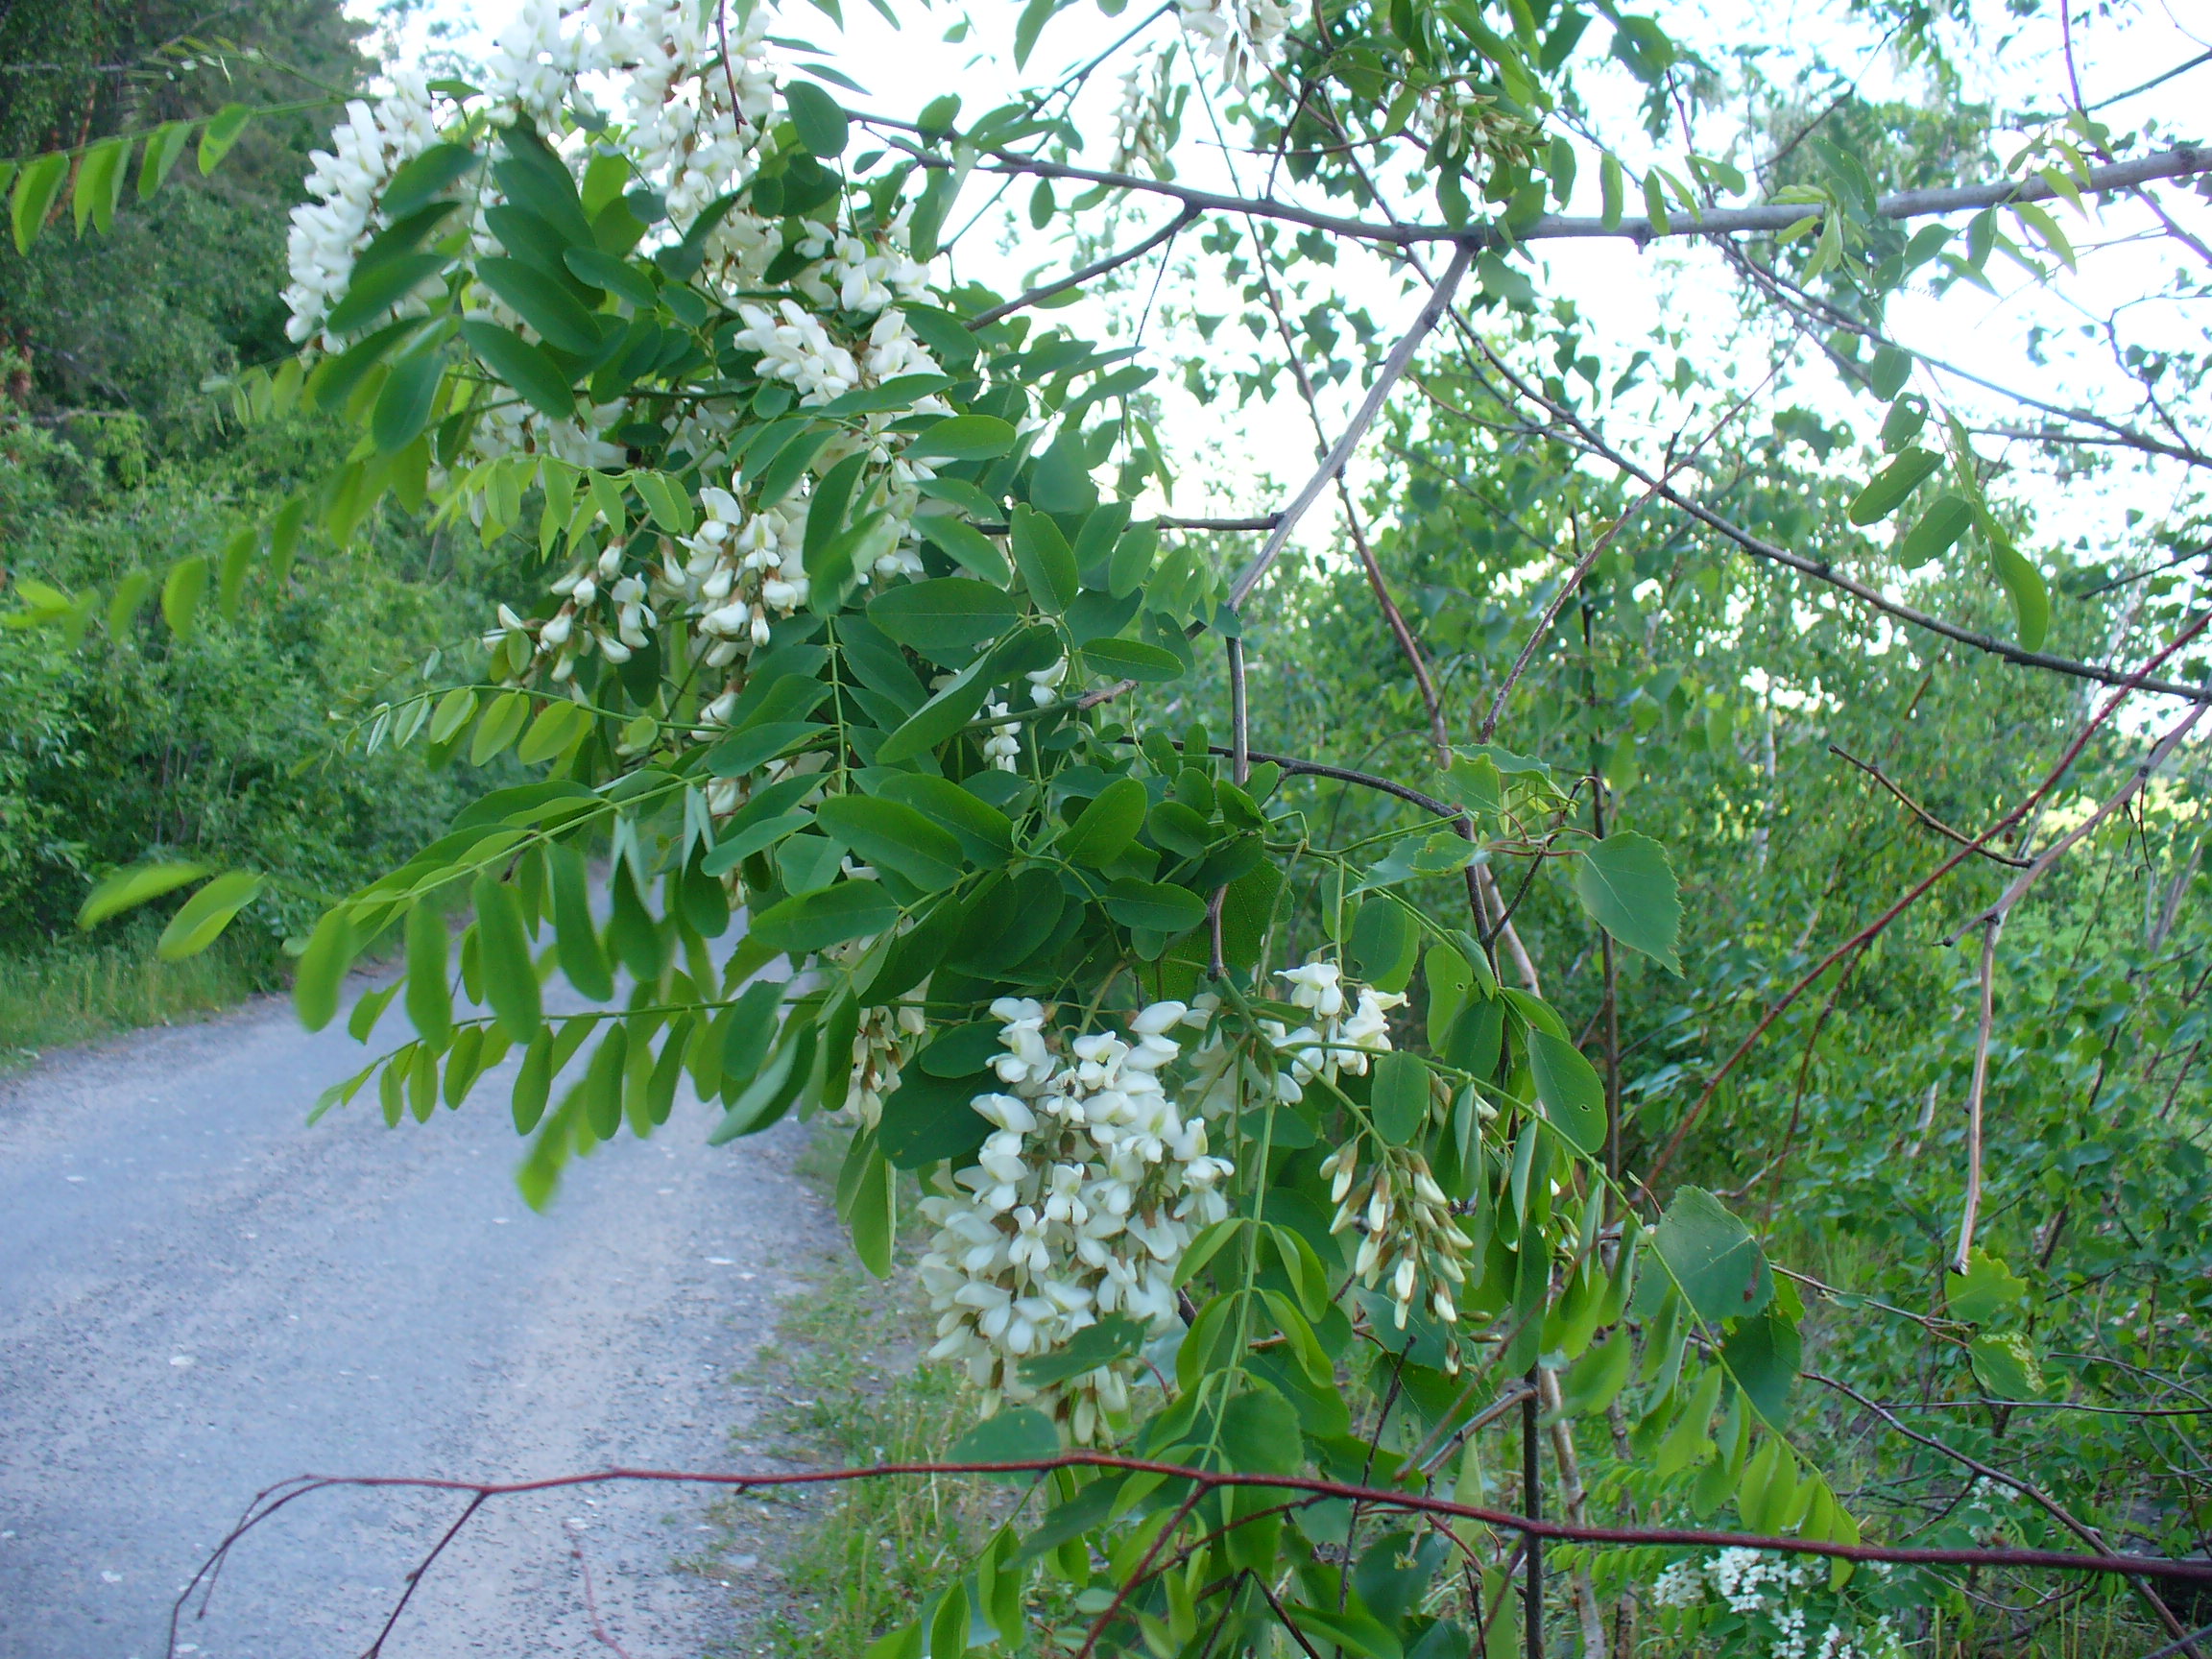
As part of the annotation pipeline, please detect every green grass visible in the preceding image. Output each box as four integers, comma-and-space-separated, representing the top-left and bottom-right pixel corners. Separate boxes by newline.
693, 1127, 1014, 1657
0, 922, 282, 1073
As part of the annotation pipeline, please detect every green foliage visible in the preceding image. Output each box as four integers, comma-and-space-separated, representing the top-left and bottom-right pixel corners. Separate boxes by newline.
15, 0, 2211, 1653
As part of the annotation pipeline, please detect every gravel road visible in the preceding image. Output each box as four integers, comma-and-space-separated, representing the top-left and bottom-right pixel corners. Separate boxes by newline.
0, 982, 840, 1659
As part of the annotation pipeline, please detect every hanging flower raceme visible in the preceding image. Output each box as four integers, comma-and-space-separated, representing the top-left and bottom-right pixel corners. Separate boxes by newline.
917, 998, 1230, 1443
1319, 1140, 1476, 1341
1268, 958, 1405, 1097
1177, 0, 1292, 88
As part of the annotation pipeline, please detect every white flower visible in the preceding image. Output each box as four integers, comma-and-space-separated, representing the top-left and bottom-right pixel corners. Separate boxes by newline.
918, 998, 1230, 1442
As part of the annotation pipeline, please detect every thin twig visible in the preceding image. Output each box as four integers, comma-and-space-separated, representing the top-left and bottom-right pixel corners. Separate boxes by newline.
1952, 917, 2003, 1273
565, 1522, 638, 1659
1645, 614, 2211, 1191
1829, 746, 2033, 867
1225, 244, 1476, 610
967, 204, 1201, 327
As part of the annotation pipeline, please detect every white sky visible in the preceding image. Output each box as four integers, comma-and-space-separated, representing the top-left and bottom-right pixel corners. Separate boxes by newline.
359, 0, 2211, 583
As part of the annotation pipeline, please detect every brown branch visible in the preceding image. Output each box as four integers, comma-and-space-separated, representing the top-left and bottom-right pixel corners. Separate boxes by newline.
967, 204, 1201, 327
1225, 244, 1476, 610
1829, 746, 2033, 867
172, 1452, 2212, 1659
1952, 917, 2003, 1274
1644, 613, 2211, 1191
857, 121, 2209, 252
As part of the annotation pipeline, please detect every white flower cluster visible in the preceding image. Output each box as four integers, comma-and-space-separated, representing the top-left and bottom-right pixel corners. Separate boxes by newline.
980, 700, 1022, 772
918, 998, 1232, 1443
1320, 1140, 1475, 1335
280, 3, 973, 733
1269, 959, 1404, 1097
845, 997, 929, 1128
1178, 0, 1292, 88
1650, 1551, 1901, 1659
283, 73, 441, 349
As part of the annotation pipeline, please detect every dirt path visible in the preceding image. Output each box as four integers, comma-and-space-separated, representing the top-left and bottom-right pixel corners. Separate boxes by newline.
0, 982, 839, 1659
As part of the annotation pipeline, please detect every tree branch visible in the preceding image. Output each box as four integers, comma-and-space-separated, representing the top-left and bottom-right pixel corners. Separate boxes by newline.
859, 123, 2209, 252
1226, 244, 1476, 610
1828, 745, 2033, 867
967, 204, 1201, 327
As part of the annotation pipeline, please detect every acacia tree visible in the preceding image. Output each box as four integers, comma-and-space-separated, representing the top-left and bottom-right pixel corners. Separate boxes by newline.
10, 0, 2212, 1652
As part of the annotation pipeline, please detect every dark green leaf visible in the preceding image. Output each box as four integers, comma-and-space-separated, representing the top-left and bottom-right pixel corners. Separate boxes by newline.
1008, 505, 1077, 613
784, 81, 851, 158
1898, 493, 1974, 568
878, 1067, 993, 1167
1019, 1315, 1149, 1386
950, 1405, 1059, 1467
476, 256, 603, 353
875, 670, 991, 766
383, 143, 482, 219
461, 321, 576, 419
1527, 1028, 1607, 1156
471, 874, 542, 1042
749, 880, 900, 956
1720, 1311, 1801, 1421
156, 872, 263, 961
1846, 446, 1941, 525
705, 720, 829, 778
373, 348, 445, 455
816, 794, 966, 889
1080, 637, 1182, 682
1371, 1050, 1431, 1145
875, 774, 1013, 864
1059, 776, 1145, 866
405, 900, 453, 1045
564, 245, 656, 306
325, 252, 449, 335
918, 515, 1014, 584
1101, 878, 1205, 933
868, 578, 1021, 650
907, 414, 1018, 461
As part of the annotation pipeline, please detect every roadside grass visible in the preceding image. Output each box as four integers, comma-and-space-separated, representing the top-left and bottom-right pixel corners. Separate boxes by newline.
696, 1125, 1014, 1657
0, 922, 282, 1074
